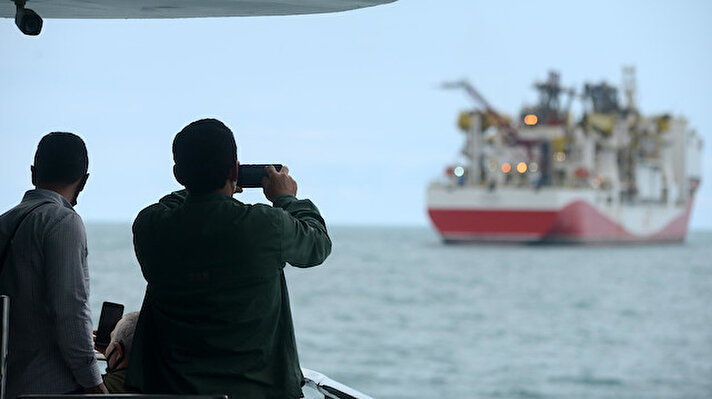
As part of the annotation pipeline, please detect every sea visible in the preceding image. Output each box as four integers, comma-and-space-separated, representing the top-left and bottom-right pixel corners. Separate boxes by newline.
85, 224, 712, 399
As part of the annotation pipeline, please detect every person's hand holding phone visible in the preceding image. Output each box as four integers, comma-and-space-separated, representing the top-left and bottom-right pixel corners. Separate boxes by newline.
92, 329, 106, 355
263, 165, 297, 203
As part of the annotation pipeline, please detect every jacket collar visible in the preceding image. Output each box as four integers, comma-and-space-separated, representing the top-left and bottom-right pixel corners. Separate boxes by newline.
22, 188, 73, 209
185, 191, 234, 204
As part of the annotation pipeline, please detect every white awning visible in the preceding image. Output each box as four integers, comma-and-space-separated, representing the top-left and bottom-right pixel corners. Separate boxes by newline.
0, 0, 395, 19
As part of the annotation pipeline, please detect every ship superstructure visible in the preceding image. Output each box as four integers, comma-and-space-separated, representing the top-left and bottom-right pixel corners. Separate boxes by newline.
427, 68, 703, 243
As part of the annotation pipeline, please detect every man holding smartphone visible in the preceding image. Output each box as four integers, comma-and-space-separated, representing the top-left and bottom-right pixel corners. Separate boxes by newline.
127, 119, 332, 399
0, 133, 107, 398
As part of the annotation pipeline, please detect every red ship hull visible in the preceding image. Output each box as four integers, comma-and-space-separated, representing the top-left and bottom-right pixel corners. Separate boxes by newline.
428, 200, 694, 244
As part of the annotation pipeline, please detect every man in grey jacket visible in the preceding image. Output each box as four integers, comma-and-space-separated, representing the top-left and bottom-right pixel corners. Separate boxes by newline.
0, 132, 107, 398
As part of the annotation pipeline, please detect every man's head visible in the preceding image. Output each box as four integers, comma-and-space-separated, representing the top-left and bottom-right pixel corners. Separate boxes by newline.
106, 311, 139, 372
31, 132, 89, 206
173, 119, 238, 194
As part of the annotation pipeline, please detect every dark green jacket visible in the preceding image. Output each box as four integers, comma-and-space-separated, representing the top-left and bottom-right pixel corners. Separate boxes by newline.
126, 191, 331, 399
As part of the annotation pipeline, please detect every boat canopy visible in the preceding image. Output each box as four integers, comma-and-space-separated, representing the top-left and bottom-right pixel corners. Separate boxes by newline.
0, 0, 395, 19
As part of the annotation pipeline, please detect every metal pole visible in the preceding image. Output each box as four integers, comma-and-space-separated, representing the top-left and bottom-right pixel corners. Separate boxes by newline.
0, 295, 9, 399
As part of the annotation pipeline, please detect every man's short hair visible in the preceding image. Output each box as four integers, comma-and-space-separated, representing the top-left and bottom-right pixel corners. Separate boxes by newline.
110, 311, 139, 355
173, 119, 237, 194
33, 132, 88, 185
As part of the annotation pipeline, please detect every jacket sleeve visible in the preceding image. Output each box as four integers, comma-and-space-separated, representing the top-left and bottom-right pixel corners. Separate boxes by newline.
273, 194, 332, 268
132, 190, 187, 245
43, 212, 102, 388
132, 190, 188, 282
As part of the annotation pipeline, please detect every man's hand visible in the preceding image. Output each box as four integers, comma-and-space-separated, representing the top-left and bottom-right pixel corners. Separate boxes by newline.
263, 165, 297, 203
84, 383, 109, 394
92, 330, 106, 355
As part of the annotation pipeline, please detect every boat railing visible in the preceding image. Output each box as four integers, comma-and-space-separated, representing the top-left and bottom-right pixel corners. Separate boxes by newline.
15, 373, 373, 399
19, 395, 226, 399
93, 356, 373, 398
301, 368, 374, 399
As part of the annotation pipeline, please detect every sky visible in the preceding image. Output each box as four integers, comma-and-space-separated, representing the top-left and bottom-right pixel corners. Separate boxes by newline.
1, 0, 711, 229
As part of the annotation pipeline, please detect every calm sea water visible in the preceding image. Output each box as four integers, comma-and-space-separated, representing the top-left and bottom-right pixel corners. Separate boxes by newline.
86, 224, 712, 399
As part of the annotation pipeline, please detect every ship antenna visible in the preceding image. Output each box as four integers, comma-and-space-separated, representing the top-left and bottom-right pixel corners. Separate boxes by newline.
622, 66, 637, 111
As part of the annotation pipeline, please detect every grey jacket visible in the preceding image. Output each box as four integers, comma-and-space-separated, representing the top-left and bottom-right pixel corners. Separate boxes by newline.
0, 189, 101, 399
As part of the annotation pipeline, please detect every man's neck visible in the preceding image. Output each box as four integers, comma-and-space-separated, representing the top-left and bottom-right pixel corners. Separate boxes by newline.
213, 181, 234, 197
35, 184, 75, 205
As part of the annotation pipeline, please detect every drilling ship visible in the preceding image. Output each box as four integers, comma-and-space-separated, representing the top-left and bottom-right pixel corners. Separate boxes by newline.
427, 68, 703, 244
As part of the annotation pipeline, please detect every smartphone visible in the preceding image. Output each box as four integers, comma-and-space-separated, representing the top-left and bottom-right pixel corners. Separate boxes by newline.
95, 301, 124, 349
237, 164, 283, 188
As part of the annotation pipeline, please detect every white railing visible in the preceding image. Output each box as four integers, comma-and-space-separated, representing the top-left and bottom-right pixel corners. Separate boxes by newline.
301, 368, 374, 399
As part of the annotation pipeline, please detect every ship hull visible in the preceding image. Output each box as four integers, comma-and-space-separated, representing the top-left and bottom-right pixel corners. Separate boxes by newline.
427, 186, 693, 244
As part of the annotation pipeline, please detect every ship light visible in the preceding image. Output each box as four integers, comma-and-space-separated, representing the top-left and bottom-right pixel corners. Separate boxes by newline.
554, 152, 566, 162
524, 114, 538, 126
516, 162, 527, 173
501, 162, 512, 173
453, 166, 465, 177
529, 162, 539, 173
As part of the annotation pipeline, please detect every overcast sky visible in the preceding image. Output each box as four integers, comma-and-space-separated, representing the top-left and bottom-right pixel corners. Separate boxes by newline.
1, 0, 710, 229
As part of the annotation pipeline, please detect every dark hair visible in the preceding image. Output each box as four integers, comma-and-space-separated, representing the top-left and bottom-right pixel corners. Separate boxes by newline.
173, 119, 237, 194
33, 132, 89, 185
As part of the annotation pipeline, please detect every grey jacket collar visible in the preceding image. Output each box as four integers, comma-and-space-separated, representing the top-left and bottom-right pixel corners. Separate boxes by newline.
22, 188, 73, 210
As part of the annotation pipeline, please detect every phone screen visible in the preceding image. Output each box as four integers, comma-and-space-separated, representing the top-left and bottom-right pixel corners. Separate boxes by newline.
95, 301, 124, 349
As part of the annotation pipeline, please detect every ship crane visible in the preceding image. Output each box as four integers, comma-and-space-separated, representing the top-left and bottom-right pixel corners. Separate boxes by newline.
442, 80, 537, 149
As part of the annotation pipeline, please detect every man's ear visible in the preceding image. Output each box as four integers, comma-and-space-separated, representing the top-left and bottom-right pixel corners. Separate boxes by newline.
173, 165, 185, 185
76, 173, 89, 193
229, 162, 239, 182
114, 341, 124, 359
106, 341, 121, 368
31, 165, 36, 186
